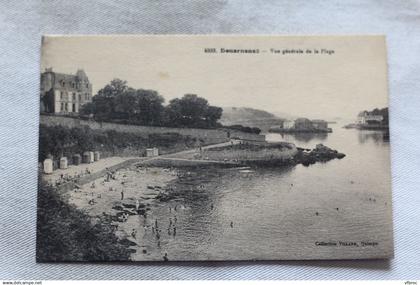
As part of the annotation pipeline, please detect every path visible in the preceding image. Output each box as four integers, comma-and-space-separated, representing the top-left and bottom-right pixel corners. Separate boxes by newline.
43, 140, 240, 185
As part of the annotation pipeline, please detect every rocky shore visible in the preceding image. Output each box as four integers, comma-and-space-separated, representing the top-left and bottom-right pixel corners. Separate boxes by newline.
294, 144, 346, 166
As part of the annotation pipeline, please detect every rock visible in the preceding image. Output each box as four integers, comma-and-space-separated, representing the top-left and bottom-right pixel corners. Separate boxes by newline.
122, 203, 136, 209
137, 209, 146, 215
294, 144, 345, 166
112, 205, 124, 211
337, 153, 346, 159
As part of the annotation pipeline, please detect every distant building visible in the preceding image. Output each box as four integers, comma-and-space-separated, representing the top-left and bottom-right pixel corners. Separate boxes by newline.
283, 120, 295, 129
357, 111, 383, 125
294, 118, 313, 130
40, 68, 92, 114
311, 119, 328, 130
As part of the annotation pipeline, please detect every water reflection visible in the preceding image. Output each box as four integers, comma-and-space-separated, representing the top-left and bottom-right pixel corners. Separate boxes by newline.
358, 131, 390, 144
270, 132, 328, 143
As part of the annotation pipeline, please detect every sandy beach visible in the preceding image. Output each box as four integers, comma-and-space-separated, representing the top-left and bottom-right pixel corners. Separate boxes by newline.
67, 164, 179, 260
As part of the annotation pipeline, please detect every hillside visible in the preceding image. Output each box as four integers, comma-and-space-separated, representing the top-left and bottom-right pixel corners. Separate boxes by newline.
220, 107, 286, 133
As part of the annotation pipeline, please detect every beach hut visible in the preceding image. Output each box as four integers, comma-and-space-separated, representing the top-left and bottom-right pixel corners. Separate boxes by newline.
59, 157, 68, 169
72, 154, 81, 165
43, 158, 53, 174
82, 152, 90, 163
89, 151, 94, 163
94, 151, 100, 161
146, 147, 159, 157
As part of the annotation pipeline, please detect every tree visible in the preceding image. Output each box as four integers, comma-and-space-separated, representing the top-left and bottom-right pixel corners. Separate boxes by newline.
80, 81, 222, 129
97, 79, 129, 97
37, 178, 132, 261
133, 89, 165, 126
164, 94, 222, 128
80, 79, 166, 126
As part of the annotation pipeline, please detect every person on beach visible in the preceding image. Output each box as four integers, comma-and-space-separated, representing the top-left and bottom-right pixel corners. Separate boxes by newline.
131, 229, 137, 239
174, 205, 177, 211
211, 204, 214, 210
173, 227, 176, 236
230, 221, 234, 228
169, 218, 172, 227
105, 168, 110, 181
174, 216, 177, 224
163, 253, 169, 261
168, 227, 171, 235
135, 199, 140, 211
121, 189, 124, 200
155, 219, 158, 228
169, 207, 172, 213
91, 182, 95, 188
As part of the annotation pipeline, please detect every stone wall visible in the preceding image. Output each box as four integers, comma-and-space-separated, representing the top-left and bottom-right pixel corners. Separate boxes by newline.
40, 115, 266, 144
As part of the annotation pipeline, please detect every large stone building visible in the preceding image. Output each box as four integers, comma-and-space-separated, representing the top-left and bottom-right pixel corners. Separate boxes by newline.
40, 68, 92, 114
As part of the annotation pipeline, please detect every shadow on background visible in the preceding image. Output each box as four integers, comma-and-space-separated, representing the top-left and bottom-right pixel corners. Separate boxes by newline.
42, 258, 391, 271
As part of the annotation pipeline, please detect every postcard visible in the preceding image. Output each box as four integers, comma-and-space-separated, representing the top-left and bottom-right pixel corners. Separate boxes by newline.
37, 35, 393, 261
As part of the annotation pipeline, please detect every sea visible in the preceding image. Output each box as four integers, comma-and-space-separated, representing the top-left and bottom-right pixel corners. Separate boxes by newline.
129, 120, 393, 261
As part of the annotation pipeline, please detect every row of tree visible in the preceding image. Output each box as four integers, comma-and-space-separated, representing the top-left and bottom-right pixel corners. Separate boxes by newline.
80, 79, 223, 129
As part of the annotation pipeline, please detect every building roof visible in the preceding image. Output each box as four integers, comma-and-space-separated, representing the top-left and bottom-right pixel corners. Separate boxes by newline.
42, 68, 90, 91
295, 117, 311, 123
76, 69, 88, 80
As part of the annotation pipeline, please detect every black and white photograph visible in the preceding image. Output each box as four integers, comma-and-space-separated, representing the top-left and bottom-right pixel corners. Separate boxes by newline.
37, 35, 393, 262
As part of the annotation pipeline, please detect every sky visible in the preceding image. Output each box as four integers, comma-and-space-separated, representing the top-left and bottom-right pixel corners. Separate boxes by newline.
41, 35, 389, 120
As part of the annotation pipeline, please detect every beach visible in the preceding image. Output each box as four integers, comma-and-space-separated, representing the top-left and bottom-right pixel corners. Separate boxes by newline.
67, 165, 180, 260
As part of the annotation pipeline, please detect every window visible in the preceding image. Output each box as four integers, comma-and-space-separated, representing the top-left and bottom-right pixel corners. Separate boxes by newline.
60, 91, 64, 100
60, 103, 64, 111
72, 104, 76, 112
65, 103, 68, 111
72, 93, 76, 101
78, 94, 81, 101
